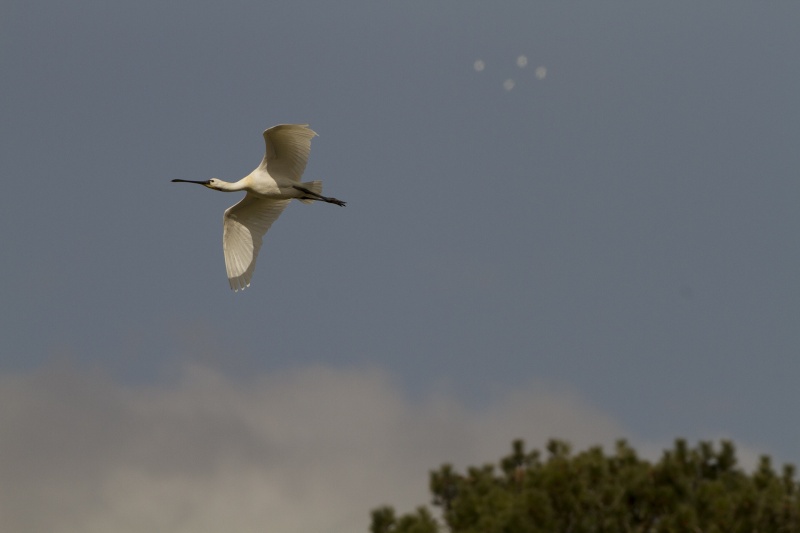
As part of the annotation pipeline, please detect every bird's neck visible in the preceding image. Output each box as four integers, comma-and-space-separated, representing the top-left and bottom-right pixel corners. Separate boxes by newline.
216, 177, 249, 192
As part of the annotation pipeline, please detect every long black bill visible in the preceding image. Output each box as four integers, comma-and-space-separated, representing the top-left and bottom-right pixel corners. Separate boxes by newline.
171, 179, 210, 185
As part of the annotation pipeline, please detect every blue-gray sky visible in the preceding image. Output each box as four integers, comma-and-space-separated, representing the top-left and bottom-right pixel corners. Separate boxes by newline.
2, 2, 799, 531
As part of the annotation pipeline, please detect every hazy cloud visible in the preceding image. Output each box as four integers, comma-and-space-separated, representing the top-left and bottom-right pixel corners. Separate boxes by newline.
1, 362, 633, 533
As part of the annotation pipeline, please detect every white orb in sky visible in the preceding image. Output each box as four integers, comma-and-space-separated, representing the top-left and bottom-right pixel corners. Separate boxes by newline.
516, 55, 528, 68
503, 79, 515, 91
473, 59, 485, 72
535, 66, 547, 79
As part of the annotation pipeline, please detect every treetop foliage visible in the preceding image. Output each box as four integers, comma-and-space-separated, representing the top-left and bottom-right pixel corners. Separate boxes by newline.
371, 438, 800, 533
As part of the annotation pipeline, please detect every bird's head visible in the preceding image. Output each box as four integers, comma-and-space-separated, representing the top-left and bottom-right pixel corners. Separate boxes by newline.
204, 178, 225, 190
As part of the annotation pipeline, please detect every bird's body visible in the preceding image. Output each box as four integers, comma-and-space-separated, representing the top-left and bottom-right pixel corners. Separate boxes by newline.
172, 124, 345, 291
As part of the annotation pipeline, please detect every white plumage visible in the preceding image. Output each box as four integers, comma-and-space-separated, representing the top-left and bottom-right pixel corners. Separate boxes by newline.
173, 124, 346, 291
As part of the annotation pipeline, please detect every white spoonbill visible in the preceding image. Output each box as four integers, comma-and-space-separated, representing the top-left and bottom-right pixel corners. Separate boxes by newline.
172, 124, 345, 291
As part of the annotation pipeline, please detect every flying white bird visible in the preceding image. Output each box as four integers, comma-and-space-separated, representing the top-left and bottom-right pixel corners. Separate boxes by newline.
172, 124, 345, 291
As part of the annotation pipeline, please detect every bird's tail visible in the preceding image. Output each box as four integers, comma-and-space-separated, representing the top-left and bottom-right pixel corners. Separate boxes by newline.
298, 180, 323, 204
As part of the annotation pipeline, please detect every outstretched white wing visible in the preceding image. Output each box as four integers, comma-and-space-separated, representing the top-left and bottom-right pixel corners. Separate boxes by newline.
257, 123, 317, 182
223, 194, 291, 291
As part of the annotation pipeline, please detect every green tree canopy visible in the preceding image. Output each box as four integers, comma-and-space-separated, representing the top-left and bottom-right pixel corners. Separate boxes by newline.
371, 439, 800, 533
